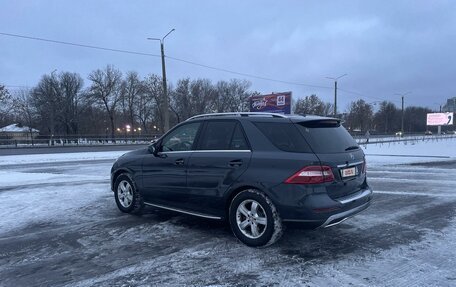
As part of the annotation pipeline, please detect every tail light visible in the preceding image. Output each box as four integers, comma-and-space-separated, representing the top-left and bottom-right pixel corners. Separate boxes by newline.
284, 166, 335, 184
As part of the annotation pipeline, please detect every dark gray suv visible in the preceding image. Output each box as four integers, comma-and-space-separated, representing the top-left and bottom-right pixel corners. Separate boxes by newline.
111, 112, 372, 247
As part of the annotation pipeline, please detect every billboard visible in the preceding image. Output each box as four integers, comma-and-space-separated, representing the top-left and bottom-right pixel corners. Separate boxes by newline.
249, 92, 292, 114
426, 112, 454, 126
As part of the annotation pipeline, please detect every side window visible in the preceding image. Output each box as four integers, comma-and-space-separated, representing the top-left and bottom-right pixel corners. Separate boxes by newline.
199, 121, 237, 150
161, 122, 200, 152
254, 122, 312, 153
230, 124, 249, 150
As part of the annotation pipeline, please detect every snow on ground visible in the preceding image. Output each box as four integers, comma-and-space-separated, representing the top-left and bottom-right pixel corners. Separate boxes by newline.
0, 160, 114, 234
1, 139, 456, 286
0, 150, 129, 166
363, 136, 456, 166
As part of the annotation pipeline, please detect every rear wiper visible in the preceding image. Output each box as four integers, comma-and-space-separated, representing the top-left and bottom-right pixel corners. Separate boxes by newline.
345, 145, 359, 151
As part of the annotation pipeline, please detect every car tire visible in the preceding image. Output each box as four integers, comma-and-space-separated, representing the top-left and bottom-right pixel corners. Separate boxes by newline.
229, 189, 283, 247
114, 173, 144, 214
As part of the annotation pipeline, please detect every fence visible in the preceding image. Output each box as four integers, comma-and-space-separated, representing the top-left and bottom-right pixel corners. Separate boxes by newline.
354, 133, 456, 145
1, 133, 455, 149
0, 134, 162, 148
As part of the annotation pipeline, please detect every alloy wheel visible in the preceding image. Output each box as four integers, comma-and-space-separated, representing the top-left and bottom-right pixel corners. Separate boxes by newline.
117, 180, 133, 208
236, 199, 268, 239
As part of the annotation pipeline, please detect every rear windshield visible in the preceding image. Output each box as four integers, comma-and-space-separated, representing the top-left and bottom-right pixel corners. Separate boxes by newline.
253, 122, 312, 153
296, 120, 359, 153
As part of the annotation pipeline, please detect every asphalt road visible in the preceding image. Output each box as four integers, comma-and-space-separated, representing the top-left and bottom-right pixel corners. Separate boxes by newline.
0, 158, 455, 286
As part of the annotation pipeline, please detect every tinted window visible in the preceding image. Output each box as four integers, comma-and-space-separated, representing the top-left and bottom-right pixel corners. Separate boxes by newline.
230, 124, 249, 150
161, 122, 200, 152
198, 121, 249, 150
296, 120, 358, 153
253, 122, 312, 153
199, 121, 237, 150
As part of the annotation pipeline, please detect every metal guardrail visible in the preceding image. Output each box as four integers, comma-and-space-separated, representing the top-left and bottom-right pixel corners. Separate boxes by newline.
0, 133, 454, 149
355, 134, 456, 145
0, 136, 162, 149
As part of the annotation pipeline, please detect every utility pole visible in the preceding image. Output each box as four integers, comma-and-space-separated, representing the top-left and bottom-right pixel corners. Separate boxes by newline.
401, 96, 404, 134
148, 29, 175, 132
326, 74, 347, 117
395, 92, 411, 135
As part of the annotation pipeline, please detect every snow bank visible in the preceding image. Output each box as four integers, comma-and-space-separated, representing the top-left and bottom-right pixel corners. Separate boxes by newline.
0, 150, 129, 166
363, 137, 456, 166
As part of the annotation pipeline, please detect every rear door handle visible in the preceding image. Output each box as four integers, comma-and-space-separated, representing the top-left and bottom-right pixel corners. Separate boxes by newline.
229, 159, 243, 167
175, 158, 185, 165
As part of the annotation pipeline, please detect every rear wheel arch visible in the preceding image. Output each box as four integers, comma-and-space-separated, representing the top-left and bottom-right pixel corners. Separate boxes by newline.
225, 184, 266, 219
228, 188, 283, 247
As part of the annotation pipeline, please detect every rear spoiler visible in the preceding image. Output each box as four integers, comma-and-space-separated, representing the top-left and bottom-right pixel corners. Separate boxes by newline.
292, 118, 342, 128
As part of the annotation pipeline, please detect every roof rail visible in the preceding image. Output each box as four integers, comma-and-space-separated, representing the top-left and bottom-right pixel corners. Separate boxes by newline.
186, 112, 289, 121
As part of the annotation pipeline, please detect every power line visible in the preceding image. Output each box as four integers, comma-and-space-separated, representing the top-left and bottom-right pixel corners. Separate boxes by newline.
338, 87, 402, 104
2, 84, 30, 89
1, 31, 385, 100
0, 32, 333, 90
0, 32, 161, 58
166, 56, 332, 90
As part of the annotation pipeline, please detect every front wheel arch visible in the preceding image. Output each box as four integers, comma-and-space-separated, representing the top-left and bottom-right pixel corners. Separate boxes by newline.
113, 173, 144, 214
111, 168, 135, 191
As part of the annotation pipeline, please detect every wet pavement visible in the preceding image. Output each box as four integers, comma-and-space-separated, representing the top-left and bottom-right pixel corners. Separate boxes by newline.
0, 158, 455, 286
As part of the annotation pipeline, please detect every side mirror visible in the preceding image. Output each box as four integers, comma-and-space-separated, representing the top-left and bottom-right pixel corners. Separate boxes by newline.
148, 144, 157, 155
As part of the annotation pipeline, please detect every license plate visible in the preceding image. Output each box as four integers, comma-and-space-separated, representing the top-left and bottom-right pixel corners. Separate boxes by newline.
341, 167, 357, 178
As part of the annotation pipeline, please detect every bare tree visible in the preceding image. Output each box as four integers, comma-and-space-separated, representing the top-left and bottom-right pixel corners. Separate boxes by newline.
31, 73, 61, 136
88, 65, 122, 139
213, 79, 252, 112
373, 101, 400, 133
59, 72, 84, 134
345, 99, 373, 132
404, 106, 432, 133
294, 94, 332, 116
142, 74, 162, 132
120, 71, 142, 130
190, 79, 216, 116
11, 89, 37, 141
0, 85, 9, 102
0, 85, 13, 127
170, 78, 192, 122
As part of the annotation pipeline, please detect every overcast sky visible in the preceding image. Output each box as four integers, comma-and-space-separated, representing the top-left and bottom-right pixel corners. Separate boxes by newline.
1, 0, 455, 111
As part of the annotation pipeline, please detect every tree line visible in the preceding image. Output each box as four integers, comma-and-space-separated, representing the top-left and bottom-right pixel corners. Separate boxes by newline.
0, 65, 436, 138
294, 95, 434, 134
0, 65, 257, 138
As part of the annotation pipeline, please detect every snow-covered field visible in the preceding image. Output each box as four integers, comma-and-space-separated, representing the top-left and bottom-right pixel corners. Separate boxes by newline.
363, 137, 456, 165
0, 139, 455, 286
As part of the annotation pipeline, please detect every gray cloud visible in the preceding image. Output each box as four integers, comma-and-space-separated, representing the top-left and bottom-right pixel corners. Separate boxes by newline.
1, 0, 455, 111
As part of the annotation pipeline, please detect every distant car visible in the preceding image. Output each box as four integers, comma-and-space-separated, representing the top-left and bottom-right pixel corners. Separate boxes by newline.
395, 131, 403, 137
111, 112, 372, 247
446, 130, 455, 134
425, 131, 433, 135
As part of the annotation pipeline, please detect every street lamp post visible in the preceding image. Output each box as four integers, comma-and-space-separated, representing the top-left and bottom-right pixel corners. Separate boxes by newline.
326, 74, 347, 117
49, 69, 58, 146
147, 29, 175, 132
395, 92, 411, 135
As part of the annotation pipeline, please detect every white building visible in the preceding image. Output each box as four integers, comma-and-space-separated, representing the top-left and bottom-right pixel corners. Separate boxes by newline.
0, 123, 39, 140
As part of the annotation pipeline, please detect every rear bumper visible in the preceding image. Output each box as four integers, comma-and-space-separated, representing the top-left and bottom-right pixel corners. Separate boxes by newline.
272, 185, 373, 226
318, 200, 371, 228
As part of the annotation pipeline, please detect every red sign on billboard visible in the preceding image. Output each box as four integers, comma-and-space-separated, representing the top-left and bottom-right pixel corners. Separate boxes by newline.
249, 92, 292, 114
